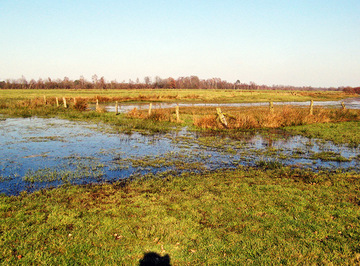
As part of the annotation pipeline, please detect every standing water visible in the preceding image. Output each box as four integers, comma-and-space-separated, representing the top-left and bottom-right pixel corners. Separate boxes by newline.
0, 117, 359, 195
103, 97, 360, 113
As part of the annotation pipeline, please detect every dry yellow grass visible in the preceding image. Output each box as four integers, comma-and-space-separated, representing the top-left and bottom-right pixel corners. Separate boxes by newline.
126, 105, 360, 130
193, 106, 359, 129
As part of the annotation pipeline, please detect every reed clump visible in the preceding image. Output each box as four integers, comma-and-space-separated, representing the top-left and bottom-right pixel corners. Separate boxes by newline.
193, 106, 360, 130
73, 98, 88, 111
127, 108, 172, 122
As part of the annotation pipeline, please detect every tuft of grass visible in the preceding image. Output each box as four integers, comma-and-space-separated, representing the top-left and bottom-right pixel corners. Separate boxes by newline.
255, 160, 284, 169
311, 151, 350, 162
73, 98, 88, 111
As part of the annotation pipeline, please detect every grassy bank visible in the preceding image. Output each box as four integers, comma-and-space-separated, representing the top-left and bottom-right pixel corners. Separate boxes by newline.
1, 167, 360, 265
285, 121, 360, 146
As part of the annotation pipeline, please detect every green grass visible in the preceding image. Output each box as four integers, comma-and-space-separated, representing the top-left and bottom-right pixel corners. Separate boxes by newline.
286, 121, 360, 147
0, 88, 353, 103
1, 167, 360, 265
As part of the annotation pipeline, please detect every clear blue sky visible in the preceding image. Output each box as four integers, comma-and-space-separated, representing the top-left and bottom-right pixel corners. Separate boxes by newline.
1, 0, 359, 87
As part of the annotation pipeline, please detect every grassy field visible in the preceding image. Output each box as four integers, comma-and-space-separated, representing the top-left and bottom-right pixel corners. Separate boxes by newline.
1, 167, 360, 265
0, 88, 354, 103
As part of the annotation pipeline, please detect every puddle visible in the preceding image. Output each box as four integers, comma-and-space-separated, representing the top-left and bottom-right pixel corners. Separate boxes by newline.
1, 117, 359, 195
102, 97, 360, 113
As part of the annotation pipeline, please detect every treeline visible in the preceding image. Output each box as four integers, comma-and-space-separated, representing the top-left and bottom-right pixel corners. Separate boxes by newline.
0, 75, 358, 92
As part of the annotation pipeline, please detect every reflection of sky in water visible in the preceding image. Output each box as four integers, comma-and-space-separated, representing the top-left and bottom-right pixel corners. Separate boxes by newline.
104, 97, 360, 113
0, 117, 359, 195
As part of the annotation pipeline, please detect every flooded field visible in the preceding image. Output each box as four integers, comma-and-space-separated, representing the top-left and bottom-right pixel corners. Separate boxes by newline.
103, 97, 360, 113
1, 117, 359, 195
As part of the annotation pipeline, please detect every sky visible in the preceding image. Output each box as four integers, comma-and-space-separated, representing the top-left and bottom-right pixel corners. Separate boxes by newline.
1, 0, 359, 87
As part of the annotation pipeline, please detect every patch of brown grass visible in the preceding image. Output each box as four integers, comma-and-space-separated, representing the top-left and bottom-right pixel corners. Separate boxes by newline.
149, 109, 171, 122
193, 106, 360, 130
73, 98, 88, 111
193, 115, 219, 129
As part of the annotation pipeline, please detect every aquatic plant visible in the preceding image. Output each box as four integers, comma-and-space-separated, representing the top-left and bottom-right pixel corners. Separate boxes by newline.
311, 151, 350, 162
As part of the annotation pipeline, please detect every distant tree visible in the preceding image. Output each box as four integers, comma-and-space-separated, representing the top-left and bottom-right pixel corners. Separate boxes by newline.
18, 75, 28, 89
79, 76, 86, 89
250, 81, 257, 90
99, 76, 105, 89
36, 78, 44, 90
62, 76, 71, 89
29, 79, 36, 89
168, 77, 176, 89
92, 74, 98, 85
190, 76, 200, 89
154, 76, 162, 88
144, 76, 151, 86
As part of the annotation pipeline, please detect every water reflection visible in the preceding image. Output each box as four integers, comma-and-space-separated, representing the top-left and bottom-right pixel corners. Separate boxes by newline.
103, 97, 360, 113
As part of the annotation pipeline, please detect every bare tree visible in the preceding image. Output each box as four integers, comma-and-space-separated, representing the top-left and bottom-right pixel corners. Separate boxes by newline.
144, 76, 151, 85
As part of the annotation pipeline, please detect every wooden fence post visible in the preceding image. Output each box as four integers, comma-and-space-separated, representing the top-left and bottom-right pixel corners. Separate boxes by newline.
74, 98, 77, 105
56, 97, 59, 107
175, 105, 180, 122
96, 99, 99, 112
148, 103, 152, 116
63, 97, 67, 108
341, 102, 346, 110
43, 95, 47, 105
216, 107, 228, 127
115, 101, 119, 115
269, 101, 274, 113
309, 100, 314, 115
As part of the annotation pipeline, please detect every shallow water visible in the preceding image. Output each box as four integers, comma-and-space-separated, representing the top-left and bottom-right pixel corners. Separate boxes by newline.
1, 117, 359, 195
103, 97, 360, 113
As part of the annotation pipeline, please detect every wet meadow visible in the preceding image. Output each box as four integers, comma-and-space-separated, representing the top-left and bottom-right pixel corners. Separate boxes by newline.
1, 89, 360, 264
